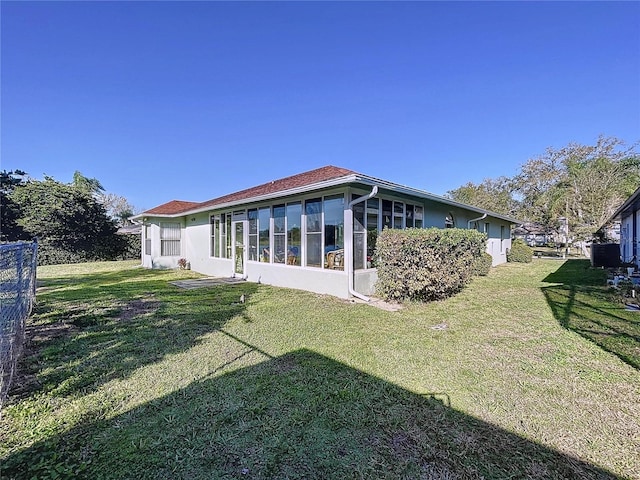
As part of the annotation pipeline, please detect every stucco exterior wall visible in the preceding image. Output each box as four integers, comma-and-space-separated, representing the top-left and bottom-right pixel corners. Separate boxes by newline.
354, 270, 378, 296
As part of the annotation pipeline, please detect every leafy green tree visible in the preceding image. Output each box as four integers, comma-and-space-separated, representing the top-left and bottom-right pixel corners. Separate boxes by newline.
0, 169, 28, 241
513, 151, 566, 229
446, 176, 519, 217
515, 135, 640, 241
72, 170, 105, 195
10, 176, 125, 263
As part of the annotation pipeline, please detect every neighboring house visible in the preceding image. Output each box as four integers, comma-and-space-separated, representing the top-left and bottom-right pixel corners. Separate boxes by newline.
603, 186, 640, 266
116, 224, 142, 236
131, 166, 519, 299
513, 222, 556, 247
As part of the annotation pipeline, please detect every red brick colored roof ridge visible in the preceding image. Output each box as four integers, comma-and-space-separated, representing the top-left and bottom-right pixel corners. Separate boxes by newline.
197, 165, 356, 210
142, 165, 357, 216
144, 200, 201, 215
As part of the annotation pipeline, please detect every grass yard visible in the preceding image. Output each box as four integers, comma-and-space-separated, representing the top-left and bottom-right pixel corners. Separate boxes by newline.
1, 259, 639, 479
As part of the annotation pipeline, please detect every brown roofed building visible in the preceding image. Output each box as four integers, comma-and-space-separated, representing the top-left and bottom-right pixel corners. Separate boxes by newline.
131, 165, 519, 299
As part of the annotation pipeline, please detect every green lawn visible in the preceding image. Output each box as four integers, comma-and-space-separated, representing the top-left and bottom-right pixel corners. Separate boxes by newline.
1, 259, 638, 479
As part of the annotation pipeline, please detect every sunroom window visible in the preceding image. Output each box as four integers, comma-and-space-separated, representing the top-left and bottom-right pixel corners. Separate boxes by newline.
258, 207, 270, 262
287, 202, 302, 266
248, 209, 259, 261
305, 198, 323, 268
273, 204, 286, 264
211, 216, 220, 257
353, 198, 365, 270
324, 195, 344, 270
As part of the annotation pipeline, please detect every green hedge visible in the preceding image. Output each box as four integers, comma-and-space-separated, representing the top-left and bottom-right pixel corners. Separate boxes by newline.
36, 234, 140, 266
116, 234, 141, 261
507, 239, 533, 263
375, 228, 487, 302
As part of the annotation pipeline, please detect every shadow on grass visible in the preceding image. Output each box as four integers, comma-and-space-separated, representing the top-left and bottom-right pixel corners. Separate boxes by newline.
542, 259, 640, 370
3, 345, 617, 479
11, 267, 259, 399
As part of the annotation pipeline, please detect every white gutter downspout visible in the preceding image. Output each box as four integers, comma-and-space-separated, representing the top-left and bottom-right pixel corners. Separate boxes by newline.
347, 186, 379, 301
468, 213, 487, 229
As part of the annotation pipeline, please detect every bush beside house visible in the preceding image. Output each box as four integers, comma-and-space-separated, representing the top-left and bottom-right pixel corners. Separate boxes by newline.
472, 252, 493, 276
375, 228, 487, 302
507, 239, 533, 263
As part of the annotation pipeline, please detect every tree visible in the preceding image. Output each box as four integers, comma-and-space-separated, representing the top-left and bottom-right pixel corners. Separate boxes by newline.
98, 192, 137, 226
0, 170, 28, 241
446, 176, 519, 217
513, 151, 566, 229
515, 135, 640, 241
72, 170, 104, 196
10, 176, 125, 263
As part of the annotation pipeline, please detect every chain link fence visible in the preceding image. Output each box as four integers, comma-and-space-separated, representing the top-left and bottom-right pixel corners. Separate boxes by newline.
0, 240, 38, 408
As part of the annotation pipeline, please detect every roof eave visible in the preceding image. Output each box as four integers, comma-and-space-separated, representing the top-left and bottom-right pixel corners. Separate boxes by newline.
130, 212, 187, 221
353, 174, 523, 224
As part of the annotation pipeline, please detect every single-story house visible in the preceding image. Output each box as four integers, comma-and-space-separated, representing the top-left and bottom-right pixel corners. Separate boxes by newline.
131, 166, 520, 299
603, 186, 640, 266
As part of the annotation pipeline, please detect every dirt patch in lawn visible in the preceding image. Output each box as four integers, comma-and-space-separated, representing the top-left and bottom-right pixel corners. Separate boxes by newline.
118, 294, 161, 321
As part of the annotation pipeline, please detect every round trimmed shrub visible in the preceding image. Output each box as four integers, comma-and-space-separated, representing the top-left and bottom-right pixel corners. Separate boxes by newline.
472, 252, 493, 276
507, 239, 533, 263
375, 228, 487, 302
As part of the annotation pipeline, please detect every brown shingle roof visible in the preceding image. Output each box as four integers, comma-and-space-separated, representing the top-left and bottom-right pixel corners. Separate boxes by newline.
197, 165, 356, 209
144, 200, 201, 215
141, 165, 357, 216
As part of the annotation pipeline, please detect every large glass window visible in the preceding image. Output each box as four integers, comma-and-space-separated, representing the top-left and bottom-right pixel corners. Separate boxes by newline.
324, 195, 344, 270
414, 205, 423, 228
273, 204, 286, 264
144, 224, 151, 256
219, 214, 227, 258
366, 198, 380, 268
382, 199, 392, 230
353, 196, 366, 270
405, 204, 414, 228
305, 198, 323, 268
287, 202, 301, 266
393, 201, 404, 229
211, 216, 221, 257
259, 207, 270, 262
225, 214, 232, 258
248, 209, 258, 261
160, 222, 181, 256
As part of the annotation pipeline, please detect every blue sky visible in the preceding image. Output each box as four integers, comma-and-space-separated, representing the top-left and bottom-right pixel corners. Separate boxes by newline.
2, 1, 639, 212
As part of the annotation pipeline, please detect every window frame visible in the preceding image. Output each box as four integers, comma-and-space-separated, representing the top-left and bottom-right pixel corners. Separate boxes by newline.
160, 222, 181, 257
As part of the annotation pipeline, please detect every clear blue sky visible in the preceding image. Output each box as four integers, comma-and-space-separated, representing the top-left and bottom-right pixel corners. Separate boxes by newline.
2, 1, 639, 212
